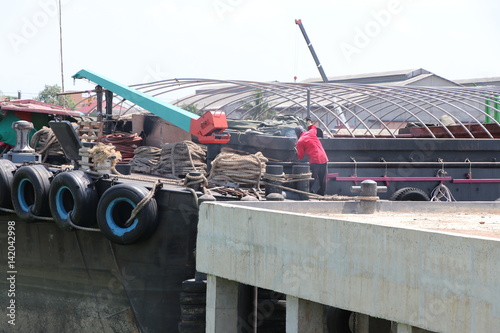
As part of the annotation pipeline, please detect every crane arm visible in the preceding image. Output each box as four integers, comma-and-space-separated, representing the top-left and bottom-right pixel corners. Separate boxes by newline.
295, 19, 329, 83
72, 69, 230, 144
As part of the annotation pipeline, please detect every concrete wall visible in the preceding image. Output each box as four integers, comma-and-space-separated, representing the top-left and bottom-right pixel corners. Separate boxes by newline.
197, 201, 500, 333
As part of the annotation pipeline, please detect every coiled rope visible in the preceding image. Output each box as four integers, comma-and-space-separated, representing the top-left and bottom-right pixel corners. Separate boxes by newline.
207, 151, 268, 187
101, 132, 142, 162
155, 141, 207, 177
30, 126, 64, 162
130, 146, 162, 173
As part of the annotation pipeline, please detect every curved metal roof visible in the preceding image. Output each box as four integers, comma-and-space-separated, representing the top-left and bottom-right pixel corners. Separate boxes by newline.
77, 78, 500, 139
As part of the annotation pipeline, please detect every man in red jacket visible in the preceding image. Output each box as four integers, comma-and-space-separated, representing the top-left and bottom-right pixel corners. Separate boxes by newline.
295, 122, 328, 195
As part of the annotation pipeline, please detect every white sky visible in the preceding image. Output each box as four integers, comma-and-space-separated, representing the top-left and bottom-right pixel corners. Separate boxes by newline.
1, 0, 499, 98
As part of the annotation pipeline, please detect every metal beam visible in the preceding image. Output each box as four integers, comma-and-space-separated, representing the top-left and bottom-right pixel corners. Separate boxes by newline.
73, 69, 197, 132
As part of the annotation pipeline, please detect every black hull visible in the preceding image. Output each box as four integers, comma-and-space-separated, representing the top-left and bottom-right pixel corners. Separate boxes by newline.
0, 186, 199, 332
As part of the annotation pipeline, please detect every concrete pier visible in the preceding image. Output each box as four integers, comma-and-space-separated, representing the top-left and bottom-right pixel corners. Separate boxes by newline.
197, 200, 500, 332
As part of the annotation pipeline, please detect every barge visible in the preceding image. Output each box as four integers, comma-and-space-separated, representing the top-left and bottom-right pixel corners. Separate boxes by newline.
2, 70, 500, 332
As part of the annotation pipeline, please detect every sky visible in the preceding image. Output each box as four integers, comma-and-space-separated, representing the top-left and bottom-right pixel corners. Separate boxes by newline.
1, 0, 499, 99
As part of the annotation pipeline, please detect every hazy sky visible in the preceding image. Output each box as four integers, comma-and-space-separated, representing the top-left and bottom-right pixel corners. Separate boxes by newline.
1, 0, 499, 98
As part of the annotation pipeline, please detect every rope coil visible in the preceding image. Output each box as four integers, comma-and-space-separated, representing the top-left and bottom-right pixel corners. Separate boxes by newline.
208, 151, 268, 187
155, 141, 207, 177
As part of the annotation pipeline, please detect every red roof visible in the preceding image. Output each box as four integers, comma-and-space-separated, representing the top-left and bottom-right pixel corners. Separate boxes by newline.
0, 99, 82, 117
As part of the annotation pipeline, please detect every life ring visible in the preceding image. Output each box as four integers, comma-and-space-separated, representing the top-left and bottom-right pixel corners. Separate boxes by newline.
96, 183, 158, 245
389, 187, 430, 201
0, 160, 16, 210
49, 170, 98, 231
11, 165, 52, 221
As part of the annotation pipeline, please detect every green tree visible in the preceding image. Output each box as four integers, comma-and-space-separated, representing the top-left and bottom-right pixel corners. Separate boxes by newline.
181, 103, 203, 116
242, 90, 275, 120
36, 84, 76, 109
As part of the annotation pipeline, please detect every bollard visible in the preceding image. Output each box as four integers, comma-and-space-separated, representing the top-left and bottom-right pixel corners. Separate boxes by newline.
185, 172, 203, 192
292, 164, 310, 200
12, 121, 35, 153
351, 180, 387, 214
4, 121, 41, 163
265, 164, 283, 196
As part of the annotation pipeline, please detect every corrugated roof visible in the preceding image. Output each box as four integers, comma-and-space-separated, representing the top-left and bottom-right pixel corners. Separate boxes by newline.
303, 68, 433, 84
0, 99, 82, 116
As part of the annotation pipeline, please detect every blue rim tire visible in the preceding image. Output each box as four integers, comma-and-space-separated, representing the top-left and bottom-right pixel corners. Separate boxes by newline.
11, 165, 52, 221
49, 170, 98, 230
96, 183, 158, 245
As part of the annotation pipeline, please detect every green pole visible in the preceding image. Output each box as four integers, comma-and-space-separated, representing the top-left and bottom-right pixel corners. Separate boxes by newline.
485, 98, 491, 124
495, 96, 500, 122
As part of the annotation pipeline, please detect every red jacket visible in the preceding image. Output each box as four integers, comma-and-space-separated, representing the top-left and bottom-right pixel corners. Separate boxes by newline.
296, 125, 328, 164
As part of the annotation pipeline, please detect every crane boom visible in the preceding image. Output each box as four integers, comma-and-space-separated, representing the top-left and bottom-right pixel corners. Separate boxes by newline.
295, 19, 329, 83
72, 69, 230, 144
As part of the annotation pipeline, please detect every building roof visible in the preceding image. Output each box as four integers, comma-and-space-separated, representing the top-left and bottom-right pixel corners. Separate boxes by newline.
304, 68, 461, 87
0, 99, 82, 117
454, 77, 500, 87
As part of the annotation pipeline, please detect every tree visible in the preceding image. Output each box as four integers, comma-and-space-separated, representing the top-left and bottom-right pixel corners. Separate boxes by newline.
36, 84, 76, 109
181, 103, 203, 116
242, 90, 275, 120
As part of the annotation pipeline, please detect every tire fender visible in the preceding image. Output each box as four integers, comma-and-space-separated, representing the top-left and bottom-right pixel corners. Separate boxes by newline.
0, 160, 16, 209
97, 183, 158, 245
389, 187, 430, 201
11, 165, 53, 221
49, 170, 98, 230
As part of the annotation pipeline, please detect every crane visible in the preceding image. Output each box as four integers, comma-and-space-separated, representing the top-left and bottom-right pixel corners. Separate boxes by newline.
295, 19, 329, 83
72, 69, 230, 144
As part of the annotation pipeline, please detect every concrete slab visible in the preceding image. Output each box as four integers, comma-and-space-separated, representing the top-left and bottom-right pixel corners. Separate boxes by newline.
197, 200, 500, 333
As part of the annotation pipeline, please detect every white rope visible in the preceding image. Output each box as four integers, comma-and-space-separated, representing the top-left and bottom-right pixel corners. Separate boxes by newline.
430, 183, 456, 202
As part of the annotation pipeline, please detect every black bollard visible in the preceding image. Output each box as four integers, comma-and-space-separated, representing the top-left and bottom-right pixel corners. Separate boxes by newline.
265, 164, 283, 196
292, 164, 310, 200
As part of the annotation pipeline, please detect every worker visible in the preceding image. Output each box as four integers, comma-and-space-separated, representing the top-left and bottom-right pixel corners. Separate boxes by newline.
295, 120, 328, 195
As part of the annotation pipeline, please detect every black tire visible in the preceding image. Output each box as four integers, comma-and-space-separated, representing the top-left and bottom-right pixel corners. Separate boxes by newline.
389, 187, 430, 201
178, 321, 205, 333
181, 279, 207, 293
0, 160, 16, 210
11, 165, 52, 221
179, 292, 206, 305
96, 183, 158, 245
180, 304, 206, 316
49, 171, 98, 231
326, 307, 353, 333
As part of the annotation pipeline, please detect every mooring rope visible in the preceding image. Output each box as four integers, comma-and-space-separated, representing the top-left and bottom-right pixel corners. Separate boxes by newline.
123, 179, 163, 227
263, 172, 313, 183
30, 126, 64, 162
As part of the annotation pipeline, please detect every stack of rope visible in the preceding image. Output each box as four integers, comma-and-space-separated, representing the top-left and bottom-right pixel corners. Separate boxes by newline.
100, 132, 142, 162
30, 126, 65, 162
208, 151, 268, 187
155, 140, 207, 177
130, 146, 162, 174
